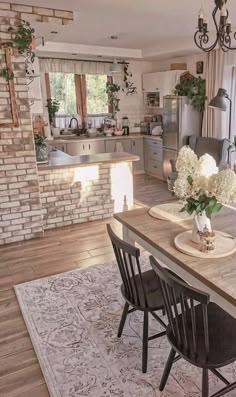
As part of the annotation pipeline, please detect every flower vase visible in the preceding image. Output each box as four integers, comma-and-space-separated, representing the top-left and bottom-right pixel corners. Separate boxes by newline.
36, 144, 48, 163
192, 211, 212, 244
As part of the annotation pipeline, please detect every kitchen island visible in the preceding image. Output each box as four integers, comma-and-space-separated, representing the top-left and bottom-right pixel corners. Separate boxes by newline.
37, 150, 139, 230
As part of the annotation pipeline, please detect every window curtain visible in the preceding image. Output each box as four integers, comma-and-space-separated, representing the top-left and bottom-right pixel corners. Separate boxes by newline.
202, 50, 236, 139
202, 50, 226, 138
39, 58, 111, 75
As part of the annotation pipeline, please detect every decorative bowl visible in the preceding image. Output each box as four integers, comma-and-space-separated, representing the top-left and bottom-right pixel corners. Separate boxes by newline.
114, 129, 124, 136
87, 128, 98, 137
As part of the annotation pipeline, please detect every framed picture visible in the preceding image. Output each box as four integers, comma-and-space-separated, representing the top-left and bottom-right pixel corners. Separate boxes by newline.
0, 47, 19, 128
196, 61, 204, 75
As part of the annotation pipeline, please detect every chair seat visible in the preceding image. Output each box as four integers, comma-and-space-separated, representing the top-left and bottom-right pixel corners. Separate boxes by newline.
121, 268, 183, 311
167, 302, 236, 368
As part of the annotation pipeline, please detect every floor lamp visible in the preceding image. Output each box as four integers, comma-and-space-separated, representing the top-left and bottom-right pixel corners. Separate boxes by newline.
208, 88, 232, 142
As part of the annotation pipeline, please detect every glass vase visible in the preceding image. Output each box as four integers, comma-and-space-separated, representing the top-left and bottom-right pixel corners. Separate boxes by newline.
36, 144, 48, 163
192, 210, 212, 244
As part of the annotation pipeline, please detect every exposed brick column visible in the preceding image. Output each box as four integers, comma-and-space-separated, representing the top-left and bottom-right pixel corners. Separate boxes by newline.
0, 2, 74, 245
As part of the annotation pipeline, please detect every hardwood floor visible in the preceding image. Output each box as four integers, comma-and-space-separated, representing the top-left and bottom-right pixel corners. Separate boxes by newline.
0, 174, 171, 397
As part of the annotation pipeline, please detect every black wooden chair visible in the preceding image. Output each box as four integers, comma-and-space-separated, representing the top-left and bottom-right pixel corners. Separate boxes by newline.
150, 255, 236, 397
107, 224, 168, 373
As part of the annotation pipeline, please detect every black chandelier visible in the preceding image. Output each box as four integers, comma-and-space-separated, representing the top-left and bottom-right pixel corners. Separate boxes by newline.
194, 0, 236, 52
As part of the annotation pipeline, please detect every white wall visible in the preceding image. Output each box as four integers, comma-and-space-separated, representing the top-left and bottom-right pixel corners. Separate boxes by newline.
114, 60, 161, 129
152, 53, 207, 78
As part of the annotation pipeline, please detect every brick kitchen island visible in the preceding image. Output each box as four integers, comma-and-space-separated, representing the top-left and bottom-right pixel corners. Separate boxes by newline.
38, 150, 139, 230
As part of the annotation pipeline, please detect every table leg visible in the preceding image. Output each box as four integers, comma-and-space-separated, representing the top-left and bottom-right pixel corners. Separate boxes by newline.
122, 225, 135, 246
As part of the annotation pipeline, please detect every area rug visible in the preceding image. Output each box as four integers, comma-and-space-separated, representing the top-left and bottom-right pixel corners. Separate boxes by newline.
15, 253, 236, 397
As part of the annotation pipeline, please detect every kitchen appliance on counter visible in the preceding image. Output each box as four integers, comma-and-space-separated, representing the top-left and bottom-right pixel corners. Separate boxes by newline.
122, 117, 130, 135
140, 121, 162, 135
163, 95, 201, 178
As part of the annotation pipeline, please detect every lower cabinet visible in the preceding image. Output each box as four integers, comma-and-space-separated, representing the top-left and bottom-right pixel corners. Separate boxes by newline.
131, 139, 144, 173
144, 138, 163, 179
67, 140, 105, 156
53, 142, 67, 152
105, 139, 132, 153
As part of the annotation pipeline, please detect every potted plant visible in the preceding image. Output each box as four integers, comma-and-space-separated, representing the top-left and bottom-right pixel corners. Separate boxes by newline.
106, 82, 120, 116
46, 98, 60, 126
34, 133, 48, 163
174, 76, 207, 113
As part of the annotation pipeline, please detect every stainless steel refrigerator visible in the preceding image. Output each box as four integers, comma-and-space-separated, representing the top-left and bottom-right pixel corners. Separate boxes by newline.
163, 95, 202, 178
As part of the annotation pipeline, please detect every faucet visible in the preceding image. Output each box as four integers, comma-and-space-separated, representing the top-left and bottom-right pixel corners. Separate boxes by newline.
68, 117, 79, 129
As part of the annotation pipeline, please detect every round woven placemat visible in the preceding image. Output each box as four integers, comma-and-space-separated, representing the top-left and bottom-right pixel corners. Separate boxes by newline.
174, 230, 236, 258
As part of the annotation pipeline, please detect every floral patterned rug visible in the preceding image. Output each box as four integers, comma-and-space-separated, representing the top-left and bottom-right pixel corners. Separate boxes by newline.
15, 253, 236, 397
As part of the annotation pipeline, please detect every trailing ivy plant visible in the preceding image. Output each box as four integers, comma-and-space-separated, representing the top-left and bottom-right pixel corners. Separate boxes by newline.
174, 76, 207, 112
122, 62, 137, 95
0, 19, 35, 82
0, 66, 14, 81
106, 82, 120, 114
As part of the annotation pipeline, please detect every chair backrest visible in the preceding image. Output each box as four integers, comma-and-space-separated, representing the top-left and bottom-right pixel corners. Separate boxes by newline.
188, 135, 230, 166
107, 224, 149, 308
150, 255, 210, 361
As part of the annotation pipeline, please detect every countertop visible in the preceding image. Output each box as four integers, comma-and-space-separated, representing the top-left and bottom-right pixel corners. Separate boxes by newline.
38, 150, 139, 170
49, 134, 163, 144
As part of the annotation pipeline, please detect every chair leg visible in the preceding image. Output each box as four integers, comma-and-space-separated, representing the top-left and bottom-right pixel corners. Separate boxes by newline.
142, 310, 149, 373
159, 348, 176, 391
202, 369, 209, 397
117, 302, 129, 338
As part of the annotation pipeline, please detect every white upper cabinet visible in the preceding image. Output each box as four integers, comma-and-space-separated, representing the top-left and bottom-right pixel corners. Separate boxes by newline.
142, 72, 163, 93
142, 70, 186, 108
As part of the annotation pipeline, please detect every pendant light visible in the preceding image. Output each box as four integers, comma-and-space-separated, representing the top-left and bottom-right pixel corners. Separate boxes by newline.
109, 59, 121, 74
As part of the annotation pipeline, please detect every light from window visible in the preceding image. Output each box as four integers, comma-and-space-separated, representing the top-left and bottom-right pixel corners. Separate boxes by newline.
86, 74, 108, 114
49, 72, 77, 115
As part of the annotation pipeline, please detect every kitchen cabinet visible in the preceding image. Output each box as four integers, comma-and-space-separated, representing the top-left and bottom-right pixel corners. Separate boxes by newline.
142, 70, 185, 108
131, 138, 144, 173
105, 139, 132, 154
67, 140, 105, 156
144, 138, 163, 179
142, 72, 163, 93
53, 142, 67, 153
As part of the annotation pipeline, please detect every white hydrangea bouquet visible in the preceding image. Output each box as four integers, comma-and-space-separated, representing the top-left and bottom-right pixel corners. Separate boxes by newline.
174, 146, 236, 243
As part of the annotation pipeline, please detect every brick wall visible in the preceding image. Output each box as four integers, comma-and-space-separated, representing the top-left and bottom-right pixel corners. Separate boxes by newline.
0, 2, 74, 245
38, 163, 132, 230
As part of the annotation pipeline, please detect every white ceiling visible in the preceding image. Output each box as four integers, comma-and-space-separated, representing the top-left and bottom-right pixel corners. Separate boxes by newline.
4, 0, 236, 59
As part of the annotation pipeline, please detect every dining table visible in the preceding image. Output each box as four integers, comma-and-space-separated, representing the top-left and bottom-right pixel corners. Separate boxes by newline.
114, 205, 236, 319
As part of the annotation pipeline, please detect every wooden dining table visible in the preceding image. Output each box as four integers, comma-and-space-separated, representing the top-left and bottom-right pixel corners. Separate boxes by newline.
114, 205, 236, 319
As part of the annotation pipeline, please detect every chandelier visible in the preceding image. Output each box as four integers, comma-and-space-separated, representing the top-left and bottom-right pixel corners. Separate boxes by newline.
194, 0, 236, 52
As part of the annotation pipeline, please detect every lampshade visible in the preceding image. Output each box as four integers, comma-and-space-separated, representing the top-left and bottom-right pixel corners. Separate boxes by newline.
109, 60, 121, 74
208, 88, 228, 111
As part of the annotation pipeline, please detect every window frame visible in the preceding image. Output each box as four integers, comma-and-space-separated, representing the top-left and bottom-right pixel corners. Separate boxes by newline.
45, 72, 112, 127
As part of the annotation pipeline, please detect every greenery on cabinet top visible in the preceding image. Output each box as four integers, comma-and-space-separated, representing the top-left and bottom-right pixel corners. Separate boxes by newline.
49, 72, 108, 115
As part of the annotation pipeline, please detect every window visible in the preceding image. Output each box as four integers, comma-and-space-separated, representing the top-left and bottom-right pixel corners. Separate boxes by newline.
49, 72, 77, 115
46, 72, 110, 128
86, 74, 109, 115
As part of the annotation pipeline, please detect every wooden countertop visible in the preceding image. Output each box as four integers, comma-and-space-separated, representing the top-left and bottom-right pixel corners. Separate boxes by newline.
49, 134, 163, 144
114, 206, 236, 307
38, 150, 139, 170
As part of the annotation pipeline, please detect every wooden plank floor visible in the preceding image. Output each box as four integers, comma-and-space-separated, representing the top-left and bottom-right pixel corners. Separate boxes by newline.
0, 174, 171, 397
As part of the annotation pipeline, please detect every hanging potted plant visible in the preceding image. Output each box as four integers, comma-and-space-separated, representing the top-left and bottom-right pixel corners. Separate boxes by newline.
46, 98, 60, 126
0, 20, 36, 79
106, 82, 120, 116
34, 133, 48, 163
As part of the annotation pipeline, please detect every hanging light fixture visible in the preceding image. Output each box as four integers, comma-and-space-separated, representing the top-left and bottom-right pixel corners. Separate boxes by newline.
109, 59, 121, 74
194, 0, 236, 52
